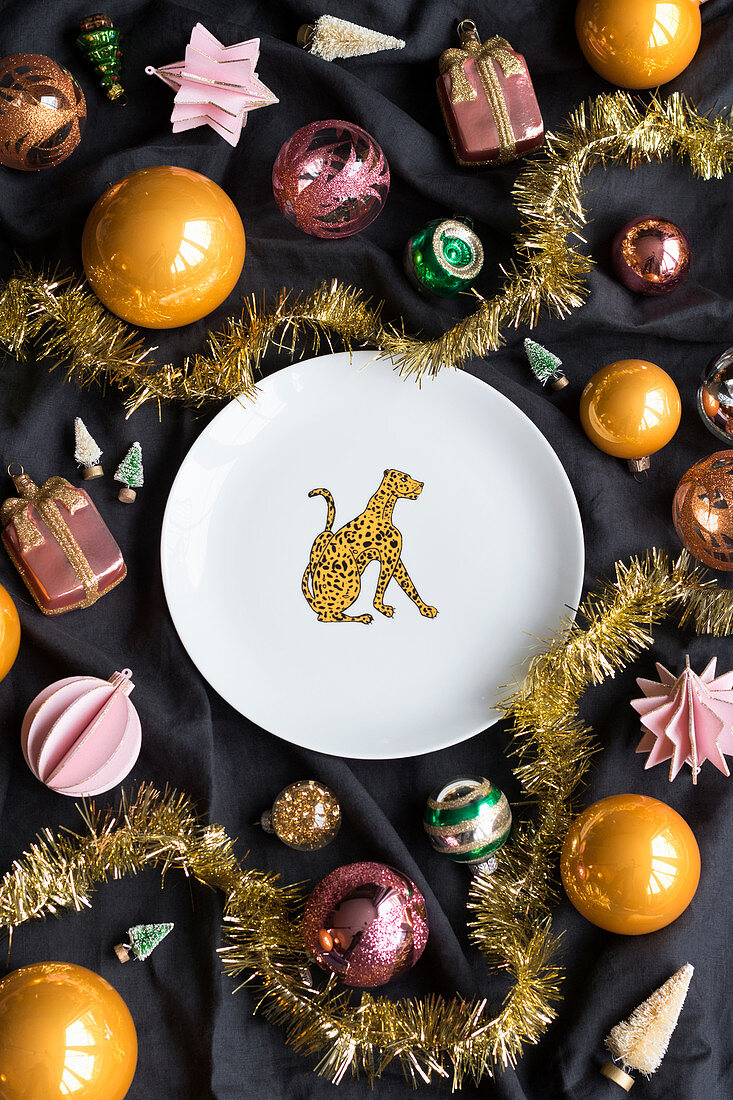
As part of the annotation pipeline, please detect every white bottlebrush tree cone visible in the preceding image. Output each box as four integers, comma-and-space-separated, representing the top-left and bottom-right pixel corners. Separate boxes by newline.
299, 15, 405, 61
601, 964, 694, 1090
73, 417, 104, 478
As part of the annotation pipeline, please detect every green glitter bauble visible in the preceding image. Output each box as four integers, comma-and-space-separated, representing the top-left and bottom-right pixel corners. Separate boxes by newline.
404, 218, 484, 298
423, 776, 511, 866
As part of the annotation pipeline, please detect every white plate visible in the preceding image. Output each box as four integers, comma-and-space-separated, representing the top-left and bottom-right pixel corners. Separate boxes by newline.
161, 352, 584, 758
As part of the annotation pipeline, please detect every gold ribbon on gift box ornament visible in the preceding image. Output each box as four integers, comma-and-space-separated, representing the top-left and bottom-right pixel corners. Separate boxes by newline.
1, 471, 99, 602
439, 23, 523, 163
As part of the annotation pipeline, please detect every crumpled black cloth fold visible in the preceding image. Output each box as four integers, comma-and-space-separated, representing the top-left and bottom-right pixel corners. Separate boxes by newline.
0, 1, 731, 1097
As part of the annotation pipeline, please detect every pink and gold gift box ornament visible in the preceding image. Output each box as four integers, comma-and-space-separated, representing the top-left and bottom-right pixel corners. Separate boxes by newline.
436, 19, 544, 166
146, 22, 278, 146
1, 466, 126, 614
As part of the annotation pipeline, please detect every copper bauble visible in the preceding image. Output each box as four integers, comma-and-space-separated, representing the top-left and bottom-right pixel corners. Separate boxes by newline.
673, 451, 733, 571
302, 862, 428, 987
575, 0, 702, 89
697, 347, 733, 445
0, 962, 137, 1100
561, 794, 700, 935
0, 54, 86, 170
579, 359, 681, 473
81, 166, 246, 328
611, 216, 690, 296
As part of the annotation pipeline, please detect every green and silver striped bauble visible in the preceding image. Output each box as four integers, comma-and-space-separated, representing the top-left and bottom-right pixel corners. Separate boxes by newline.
423, 776, 511, 868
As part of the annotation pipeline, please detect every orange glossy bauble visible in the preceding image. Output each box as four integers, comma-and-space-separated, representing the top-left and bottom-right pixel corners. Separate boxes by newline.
561, 794, 700, 934
575, 0, 702, 89
0, 582, 20, 682
0, 962, 137, 1100
82, 166, 245, 329
579, 359, 681, 460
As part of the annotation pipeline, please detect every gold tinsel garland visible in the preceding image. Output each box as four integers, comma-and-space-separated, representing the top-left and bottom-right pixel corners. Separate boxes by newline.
0, 551, 728, 1087
0, 93, 730, 412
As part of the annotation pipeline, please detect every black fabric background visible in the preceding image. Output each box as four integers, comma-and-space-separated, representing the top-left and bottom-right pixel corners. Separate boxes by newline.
0, 1, 731, 1097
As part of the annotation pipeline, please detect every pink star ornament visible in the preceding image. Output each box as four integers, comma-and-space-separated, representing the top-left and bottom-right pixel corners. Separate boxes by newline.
146, 23, 278, 146
632, 656, 733, 782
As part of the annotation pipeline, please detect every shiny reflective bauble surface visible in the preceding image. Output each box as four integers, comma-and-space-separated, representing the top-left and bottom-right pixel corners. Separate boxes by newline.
0, 582, 20, 682
697, 347, 733, 444
0, 962, 137, 1100
82, 166, 246, 328
673, 450, 733, 571
561, 793, 700, 934
611, 215, 690, 296
575, 0, 701, 89
579, 359, 681, 459
302, 861, 428, 987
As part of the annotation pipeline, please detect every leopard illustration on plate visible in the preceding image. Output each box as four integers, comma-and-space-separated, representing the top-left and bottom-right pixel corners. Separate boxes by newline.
302, 469, 438, 623
161, 351, 584, 758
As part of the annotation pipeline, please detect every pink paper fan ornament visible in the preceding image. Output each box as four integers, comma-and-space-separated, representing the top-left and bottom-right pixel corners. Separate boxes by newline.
632, 656, 733, 783
21, 669, 141, 797
146, 23, 278, 146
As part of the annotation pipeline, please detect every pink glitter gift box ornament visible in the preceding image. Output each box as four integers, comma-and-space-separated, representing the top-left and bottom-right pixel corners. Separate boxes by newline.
632, 656, 733, 782
146, 22, 278, 146
1, 465, 126, 614
22, 669, 141, 797
272, 120, 389, 238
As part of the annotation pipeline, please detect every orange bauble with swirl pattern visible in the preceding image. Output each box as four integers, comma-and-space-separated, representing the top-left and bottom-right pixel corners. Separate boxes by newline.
673, 451, 733, 571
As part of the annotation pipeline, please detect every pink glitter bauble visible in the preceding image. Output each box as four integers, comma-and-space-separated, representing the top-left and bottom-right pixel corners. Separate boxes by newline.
272, 120, 389, 239
302, 861, 428, 988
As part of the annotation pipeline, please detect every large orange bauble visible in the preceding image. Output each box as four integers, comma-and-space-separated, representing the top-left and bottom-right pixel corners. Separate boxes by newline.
561, 794, 700, 935
0, 582, 20, 682
0, 962, 137, 1100
575, 0, 702, 89
82, 166, 245, 329
579, 359, 681, 460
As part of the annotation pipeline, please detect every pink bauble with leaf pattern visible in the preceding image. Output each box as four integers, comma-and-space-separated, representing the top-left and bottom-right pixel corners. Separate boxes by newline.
272, 120, 389, 238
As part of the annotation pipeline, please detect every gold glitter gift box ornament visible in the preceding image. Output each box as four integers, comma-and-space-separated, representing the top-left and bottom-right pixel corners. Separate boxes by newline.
260, 780, 341, 851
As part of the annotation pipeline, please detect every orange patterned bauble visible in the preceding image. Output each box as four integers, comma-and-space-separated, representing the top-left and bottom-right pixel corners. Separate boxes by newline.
82, 166, 246, 329
0, 54, 86, 171
673, 451, 733, 571
575, 0, 702, 89
579, 359, 681, 473
561, 794, 700, 935
0, 962, 137, 1100
0, 581, 20, 682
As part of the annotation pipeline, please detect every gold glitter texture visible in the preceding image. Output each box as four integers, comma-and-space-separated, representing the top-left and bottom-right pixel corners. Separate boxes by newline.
0, 54, 86, 171
0, 94, 729, 405
0, 553, 730, 1086
265, 780, 341, 851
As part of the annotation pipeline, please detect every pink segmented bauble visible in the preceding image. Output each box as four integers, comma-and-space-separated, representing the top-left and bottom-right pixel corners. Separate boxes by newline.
21, 669, 141, 796
272, 119, 390, 238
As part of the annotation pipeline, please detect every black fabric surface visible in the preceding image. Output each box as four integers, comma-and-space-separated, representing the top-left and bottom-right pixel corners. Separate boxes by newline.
0, 2, 731, 1097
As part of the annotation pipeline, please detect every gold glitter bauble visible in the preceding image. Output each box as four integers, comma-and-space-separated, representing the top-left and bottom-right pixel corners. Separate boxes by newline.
0, 54, 86, 171
262, 780, 341, 851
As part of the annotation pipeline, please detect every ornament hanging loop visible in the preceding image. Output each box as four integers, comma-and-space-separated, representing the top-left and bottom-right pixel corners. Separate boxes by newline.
6, 463, 23, 479
456, 19, 480, 43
